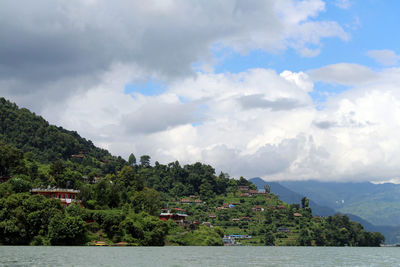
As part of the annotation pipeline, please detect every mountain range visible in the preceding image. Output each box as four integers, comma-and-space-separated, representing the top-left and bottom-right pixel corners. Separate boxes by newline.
250, 177, 400, 244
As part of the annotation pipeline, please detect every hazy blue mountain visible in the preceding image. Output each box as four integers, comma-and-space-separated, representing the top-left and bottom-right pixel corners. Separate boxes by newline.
279, 180, 400, 226
249, 177, 400, 244
249, 177, 335, 217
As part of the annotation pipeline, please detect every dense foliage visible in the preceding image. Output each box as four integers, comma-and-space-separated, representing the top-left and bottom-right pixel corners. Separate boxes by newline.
0, 98, 385, 246
0, 193, 86, 245
0, 98, 126, 175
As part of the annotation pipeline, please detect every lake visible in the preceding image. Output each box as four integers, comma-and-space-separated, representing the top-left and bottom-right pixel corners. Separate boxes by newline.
1, 246, 399, 266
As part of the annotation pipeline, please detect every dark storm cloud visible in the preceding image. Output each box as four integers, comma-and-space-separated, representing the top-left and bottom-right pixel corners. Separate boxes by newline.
0, 0, 345, 115
0, 0, 281, 88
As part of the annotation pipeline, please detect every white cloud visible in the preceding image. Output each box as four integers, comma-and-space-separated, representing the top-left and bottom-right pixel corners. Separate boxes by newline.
367, 49, 400, 66
334, 0, 352, 9
50, 64, 400, 184
284, 21, 349, 57
53, 68, 317, 179
10, 1, 400, 183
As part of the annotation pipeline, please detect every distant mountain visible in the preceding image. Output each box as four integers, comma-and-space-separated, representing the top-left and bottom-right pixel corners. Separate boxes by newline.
249, 177, 400, 244
250, 177, 335, 217
279, 180, 400, 226
345, 214, 400, 244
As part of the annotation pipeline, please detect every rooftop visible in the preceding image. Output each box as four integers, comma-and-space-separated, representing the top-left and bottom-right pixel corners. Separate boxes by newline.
31, 188, 80, 193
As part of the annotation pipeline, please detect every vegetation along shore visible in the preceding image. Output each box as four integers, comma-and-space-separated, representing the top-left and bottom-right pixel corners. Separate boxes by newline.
0, 98, 384, 246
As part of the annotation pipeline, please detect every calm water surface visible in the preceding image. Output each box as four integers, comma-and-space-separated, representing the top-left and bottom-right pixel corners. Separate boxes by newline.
1, 246, 399, 267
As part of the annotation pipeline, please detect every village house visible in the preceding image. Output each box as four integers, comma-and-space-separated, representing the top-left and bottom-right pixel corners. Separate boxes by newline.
249, 190, 268, 196
180, 198, 192, 204
241, 217, 249, 221
159, 208, 188, 225
30, 188, 80, 207
209, 213, 217, 219
83, 175, 101, 184
240, 192, 249, 197
232, 218, 240, 222
293, 213, 303, 217
252, 206, 264, 212
238, 186, 249, 191
194, 199, 202, 204
248, 190, 259, 195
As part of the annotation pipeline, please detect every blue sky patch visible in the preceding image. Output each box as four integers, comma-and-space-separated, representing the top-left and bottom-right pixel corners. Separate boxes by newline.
310, 82, 351, 104
124, 79, 166, 96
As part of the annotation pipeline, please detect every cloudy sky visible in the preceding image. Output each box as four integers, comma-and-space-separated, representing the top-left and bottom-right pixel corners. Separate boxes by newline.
2, 0, 400, 182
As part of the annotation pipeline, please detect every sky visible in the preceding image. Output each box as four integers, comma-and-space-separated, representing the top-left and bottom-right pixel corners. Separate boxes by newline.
1, 0, 400, 182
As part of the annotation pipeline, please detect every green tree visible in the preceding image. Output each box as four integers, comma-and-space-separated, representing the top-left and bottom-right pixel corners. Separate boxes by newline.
78, 184, 93, 208
128, 153, 136, 166
301, 197, 309, 208
107, 183, 121, 208
199, 179, 215, 202
297, 229, 312, 246
48, 213, 87, 245
139, 155, 151, 168
0, 142, 26, 177
94, 179, 109, 207
121, 212, 169, 246
264, 231, 275, 246
313, 227, 326, 246
9, 175, 31, 193
0, 193, 63, 245
130, 187, 160, 216
118, 165, 145, 190
264, 184, 271, 193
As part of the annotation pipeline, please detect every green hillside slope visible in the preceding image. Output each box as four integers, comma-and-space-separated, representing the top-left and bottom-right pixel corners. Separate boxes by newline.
0, 98, 385, 246
0, 98, 127, 175
0, 98, 111, 163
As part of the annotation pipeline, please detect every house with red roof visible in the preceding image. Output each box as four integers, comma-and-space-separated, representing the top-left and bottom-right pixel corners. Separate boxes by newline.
30, 188, 81, 207
159, 208, 188, 225
181, 198, 192, 204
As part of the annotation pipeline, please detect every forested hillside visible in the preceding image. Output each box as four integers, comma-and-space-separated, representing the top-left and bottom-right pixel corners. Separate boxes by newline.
0, 98, 121, 169
257, 179, 400, 244
0, 98, 385, 246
